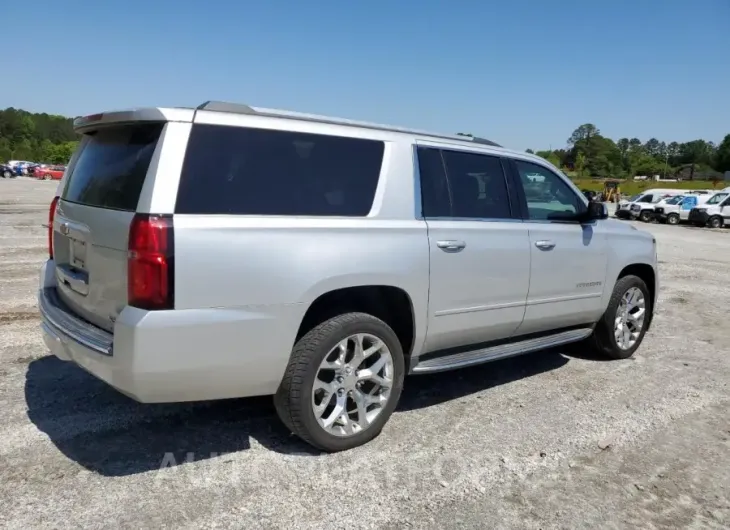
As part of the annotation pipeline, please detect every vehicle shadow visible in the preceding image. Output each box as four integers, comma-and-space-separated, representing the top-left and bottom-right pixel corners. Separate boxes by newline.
25, 349, 570, 477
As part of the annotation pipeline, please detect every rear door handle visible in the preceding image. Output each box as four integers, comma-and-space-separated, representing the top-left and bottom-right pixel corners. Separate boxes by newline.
535, 240, 556, 250
436, 240, 466, 253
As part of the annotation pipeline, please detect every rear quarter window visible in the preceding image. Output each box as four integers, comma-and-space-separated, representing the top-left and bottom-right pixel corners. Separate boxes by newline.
175, 124, 385, 216
62, 123, 163, 211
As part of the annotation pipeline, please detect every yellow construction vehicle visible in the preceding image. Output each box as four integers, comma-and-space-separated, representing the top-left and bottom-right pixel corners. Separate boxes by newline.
603, 179, 621, 202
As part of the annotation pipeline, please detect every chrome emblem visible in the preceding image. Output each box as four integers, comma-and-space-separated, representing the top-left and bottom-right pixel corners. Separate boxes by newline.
60, 223, 70, 235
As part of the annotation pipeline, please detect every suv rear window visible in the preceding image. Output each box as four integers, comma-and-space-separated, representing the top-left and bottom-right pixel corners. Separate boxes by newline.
62, 123, 163, 211
175, 124, 385, 216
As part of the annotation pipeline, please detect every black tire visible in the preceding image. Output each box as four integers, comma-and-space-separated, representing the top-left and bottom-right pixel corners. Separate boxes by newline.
274, 312, 405, 452
2, 170, 10, 178
708, 216, 723, 229
585, 275, 651, 360
667, 213, 680, 225
639, 210, 652, 222
43, 174, 52, 180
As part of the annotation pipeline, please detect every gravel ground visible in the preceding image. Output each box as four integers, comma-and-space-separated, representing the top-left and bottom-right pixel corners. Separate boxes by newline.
0, 178, 728, 529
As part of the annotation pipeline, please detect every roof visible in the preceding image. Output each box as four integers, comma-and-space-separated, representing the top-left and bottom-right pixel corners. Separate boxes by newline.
195, 100, 502, 148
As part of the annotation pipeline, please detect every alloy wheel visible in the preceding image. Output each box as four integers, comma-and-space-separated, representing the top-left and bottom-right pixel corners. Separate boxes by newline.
614, 287, 646, 350
311, 333, 393, 437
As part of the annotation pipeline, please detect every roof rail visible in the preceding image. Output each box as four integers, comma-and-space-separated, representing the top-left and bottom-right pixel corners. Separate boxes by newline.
195, 100, 502, 147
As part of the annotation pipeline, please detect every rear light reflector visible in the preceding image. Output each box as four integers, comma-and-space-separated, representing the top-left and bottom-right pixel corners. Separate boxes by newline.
127, 214, 174, 310
48, 196, 60, 259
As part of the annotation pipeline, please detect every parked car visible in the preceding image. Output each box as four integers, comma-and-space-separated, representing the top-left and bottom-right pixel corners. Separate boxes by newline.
36, 165, 65, 180
615, 189, 684, 221
655, 192, 726, 225
1, 164, 17, 178
7, 160, 35, 176
634, 193, 685, 222
38, 101, 659, 452
688, 192, 730, 228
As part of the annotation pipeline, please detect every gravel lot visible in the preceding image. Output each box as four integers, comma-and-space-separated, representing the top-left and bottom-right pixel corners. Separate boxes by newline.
1, 178, 728, 529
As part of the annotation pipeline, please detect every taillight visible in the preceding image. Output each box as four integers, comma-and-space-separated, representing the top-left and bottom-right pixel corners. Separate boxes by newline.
127, 214, 174, 310
48, 196, 60, 259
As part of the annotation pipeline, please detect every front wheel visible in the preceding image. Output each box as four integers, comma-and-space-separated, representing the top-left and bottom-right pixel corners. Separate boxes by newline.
2, 170, 10, 178
586, 275, 651, 360
667, 213, 680, 225
708, 216, 723, 229
274, 312, 405, 452
43, 174, 52, 180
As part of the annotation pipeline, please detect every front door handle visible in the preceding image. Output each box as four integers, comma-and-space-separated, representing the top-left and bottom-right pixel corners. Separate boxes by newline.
535, 240, 556, 250
436, 240, 466, 253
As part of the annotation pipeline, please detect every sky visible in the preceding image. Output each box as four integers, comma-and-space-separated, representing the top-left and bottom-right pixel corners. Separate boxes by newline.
3, 0, 729, 150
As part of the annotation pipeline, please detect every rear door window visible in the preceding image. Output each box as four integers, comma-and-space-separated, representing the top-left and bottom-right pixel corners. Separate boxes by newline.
440, 149, 512, 219
175, 124, 385, 216
62, 123, 163, 211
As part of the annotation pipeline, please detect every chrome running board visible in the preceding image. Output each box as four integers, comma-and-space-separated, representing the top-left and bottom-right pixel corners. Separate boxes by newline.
411, 327, 593, 374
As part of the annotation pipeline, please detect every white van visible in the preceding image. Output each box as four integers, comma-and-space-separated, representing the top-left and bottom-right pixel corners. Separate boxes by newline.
687, 191, 730, 228
615, 189, 684, 221
655, 192, 726, 225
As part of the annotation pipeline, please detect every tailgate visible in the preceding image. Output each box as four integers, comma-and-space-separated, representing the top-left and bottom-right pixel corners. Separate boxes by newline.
52, 122, 164, 332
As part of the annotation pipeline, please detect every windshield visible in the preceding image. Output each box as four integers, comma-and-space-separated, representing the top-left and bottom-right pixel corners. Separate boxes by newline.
706, 193, 729, 205
628, 194, 641, 202
665, 195, 684, 205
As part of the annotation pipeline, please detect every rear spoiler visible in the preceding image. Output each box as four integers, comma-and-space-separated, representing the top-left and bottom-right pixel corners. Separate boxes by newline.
73, 108, 195, 133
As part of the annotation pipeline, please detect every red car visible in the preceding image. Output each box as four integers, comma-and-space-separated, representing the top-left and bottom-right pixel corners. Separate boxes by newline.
37, 165, 65, 180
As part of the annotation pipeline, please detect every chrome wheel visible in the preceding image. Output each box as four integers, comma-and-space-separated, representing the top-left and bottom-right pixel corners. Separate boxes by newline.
614, 287, 645, 350
311, 333, 393, 437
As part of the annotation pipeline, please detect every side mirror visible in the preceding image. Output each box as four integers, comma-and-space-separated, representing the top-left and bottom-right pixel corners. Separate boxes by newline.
586, 201, 608, 221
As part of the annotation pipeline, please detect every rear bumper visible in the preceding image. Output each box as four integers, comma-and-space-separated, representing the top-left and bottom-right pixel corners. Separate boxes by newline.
615, 208, 632, 219
38, 260, 302, 403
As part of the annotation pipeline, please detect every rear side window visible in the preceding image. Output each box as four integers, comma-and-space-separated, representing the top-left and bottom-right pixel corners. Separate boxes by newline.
62, 123, 163, 211
440, 149, 512, 219
175, 125, 385, 216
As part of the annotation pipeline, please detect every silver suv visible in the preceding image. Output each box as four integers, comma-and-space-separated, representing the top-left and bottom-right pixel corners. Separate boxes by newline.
39, 101, 658, 452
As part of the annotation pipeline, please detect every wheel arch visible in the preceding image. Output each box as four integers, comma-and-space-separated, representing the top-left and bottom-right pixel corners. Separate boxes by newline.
296, 283, 419, 367
617, 263, 657, 331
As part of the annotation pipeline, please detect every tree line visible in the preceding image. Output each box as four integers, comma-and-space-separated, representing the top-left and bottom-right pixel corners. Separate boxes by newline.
2, 106, 729, 180
0, 107, 78, 165
527, 124, 730, 181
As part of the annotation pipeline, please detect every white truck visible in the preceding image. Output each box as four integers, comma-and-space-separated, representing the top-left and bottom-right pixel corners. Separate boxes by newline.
654, 193, 726, 225
687, 191, 730, 228
615, 189, 684, 221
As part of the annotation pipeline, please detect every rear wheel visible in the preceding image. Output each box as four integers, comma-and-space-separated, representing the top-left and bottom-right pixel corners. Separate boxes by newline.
585, 275, 651, 360
667, 213, 680, 225
43, 174, 52, 180
708, 216, 723, 229
274, 312, 405, 452
639, 210, 652, 222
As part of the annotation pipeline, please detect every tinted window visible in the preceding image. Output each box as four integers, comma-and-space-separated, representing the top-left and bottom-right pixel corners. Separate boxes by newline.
62, 123, 163, 211
175, 125, 384, 216
514, 160, 584, 221
417, 147, 450, 217
440, 150, 511, 219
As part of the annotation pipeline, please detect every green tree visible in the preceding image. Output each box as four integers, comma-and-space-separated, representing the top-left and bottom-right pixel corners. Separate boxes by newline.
567, 124, 599, 146
575, 152, 586, 176
713, 134, 730, 173
0, 107, 77, 164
